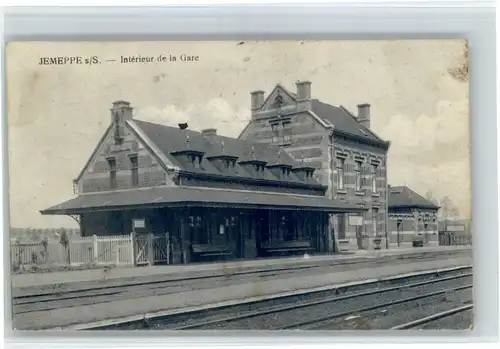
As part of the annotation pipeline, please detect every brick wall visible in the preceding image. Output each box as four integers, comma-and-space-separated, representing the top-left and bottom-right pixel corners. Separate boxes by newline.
240, 110, 330, 186
240, 87, 389, 250
387, 208, 439, 245
332, 135, 388, 247
77, 125, 170, 193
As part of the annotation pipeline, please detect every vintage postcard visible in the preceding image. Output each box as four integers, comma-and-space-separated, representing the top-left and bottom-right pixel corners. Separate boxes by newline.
6, 40, 472, 331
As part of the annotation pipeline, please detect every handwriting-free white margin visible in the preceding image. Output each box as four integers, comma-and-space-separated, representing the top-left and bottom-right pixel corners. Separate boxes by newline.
1, 1, 498, 347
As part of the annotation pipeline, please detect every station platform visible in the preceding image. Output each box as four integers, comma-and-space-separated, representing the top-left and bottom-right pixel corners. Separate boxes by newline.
12, 248, 472, 331
11, 245, 472, 289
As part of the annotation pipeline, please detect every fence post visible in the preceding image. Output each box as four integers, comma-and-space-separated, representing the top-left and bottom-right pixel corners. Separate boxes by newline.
92, 235, 98, 264
115, 240, 120, 265
130, 233, 135, 266
67, 237, 72, 265
166, 231, 170, 265
148, 232, 154, 266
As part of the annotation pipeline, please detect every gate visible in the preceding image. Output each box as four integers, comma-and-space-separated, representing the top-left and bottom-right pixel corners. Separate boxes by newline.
135, 234, 151, 265
134, 233, 170, 265
152, 235, 169, 264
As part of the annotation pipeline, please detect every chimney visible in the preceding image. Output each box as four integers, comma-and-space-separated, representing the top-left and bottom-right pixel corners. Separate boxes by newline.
110, 101, 133, 144
111, 100, 133, 123
357, 103, 371, 129
201, 128, 217, 141
296, 81, 311, 101
295, 81, 312, 111
250, 90, 265, 111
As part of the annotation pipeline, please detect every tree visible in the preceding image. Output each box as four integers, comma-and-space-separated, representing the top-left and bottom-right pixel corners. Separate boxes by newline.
425, 191, 460, 221
425, 190, 439, 206
440, 196, 459, 221
59, 228, 71, 264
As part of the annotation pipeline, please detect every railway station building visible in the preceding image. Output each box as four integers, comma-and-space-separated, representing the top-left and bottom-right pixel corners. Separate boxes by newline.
387, 185, 440, 248
238, 81, 391, 251
41, 100, 367, 265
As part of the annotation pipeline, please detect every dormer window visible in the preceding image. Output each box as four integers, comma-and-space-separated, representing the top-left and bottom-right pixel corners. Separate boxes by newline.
259, 164, 266, 176
170, 150, 205, 170
224, 158, 236, 169
282, 167, 291, 178
267, 164, 293, 180
291, 166, 315, 181
239, 159, 267, 177
206, 154, 238, 172
191, 154, 203, 169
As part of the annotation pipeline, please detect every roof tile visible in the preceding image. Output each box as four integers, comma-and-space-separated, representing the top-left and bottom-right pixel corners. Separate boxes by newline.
388, 186, 440, 210
311, 99, 386, 144
133, 119, 321, 187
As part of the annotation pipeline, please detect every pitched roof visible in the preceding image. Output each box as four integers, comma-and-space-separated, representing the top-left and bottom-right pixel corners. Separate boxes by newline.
388, 186, 440, 210
269, 84, 388, 146
311, 99, 387, 145
40, 186, 368, 215
132, 119, 322, 187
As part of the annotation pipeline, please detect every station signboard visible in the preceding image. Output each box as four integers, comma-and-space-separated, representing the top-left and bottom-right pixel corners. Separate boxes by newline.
348, 215, 363, 226
133, 218, 146, 229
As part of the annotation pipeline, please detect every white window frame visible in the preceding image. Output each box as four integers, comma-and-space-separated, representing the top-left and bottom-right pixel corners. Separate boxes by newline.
371, 164, 377, 193
336, 158, 345, 190
372, 208, 378, 236
355, 161, 362, 191
271, 123, 280, 143
282, 121, 292, 143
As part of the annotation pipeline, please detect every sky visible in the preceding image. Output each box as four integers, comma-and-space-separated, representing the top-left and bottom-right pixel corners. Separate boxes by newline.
6, 40, 470, 228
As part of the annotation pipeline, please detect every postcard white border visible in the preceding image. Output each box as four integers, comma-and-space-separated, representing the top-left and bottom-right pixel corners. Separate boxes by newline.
1, 0, 498, 347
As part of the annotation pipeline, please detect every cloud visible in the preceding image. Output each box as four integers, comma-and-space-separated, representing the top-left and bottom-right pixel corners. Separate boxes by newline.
6, 40, 469, 228
136, 98, 249, 137
378, 99, 470, 218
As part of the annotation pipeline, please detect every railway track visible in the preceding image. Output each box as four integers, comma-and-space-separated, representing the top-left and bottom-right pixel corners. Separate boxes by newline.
13, 251, 470, 315
90, 265, 473, 330
391, 304, 473, 330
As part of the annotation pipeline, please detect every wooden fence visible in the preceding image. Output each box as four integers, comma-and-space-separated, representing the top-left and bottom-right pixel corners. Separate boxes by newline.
10, 234, 134, 270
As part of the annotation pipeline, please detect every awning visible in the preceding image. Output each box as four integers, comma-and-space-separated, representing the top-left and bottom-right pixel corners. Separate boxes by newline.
40, 186, 368, 215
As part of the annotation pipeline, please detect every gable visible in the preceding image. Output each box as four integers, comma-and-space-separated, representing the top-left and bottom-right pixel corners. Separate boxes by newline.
260, 84, 297, 111
75, 123, 169, 193
239, 110, 327, 145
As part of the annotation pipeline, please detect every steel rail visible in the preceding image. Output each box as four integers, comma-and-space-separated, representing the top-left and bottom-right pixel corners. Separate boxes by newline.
14, 253, 442, 300
13, 253, 470, 302
171, 272, 472, 330
281, 284, 472, 330
14, 266, 473, 318
390, 304, 474, 330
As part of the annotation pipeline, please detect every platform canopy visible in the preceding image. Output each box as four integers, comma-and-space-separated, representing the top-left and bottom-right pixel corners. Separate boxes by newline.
41, 186, 368, 215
